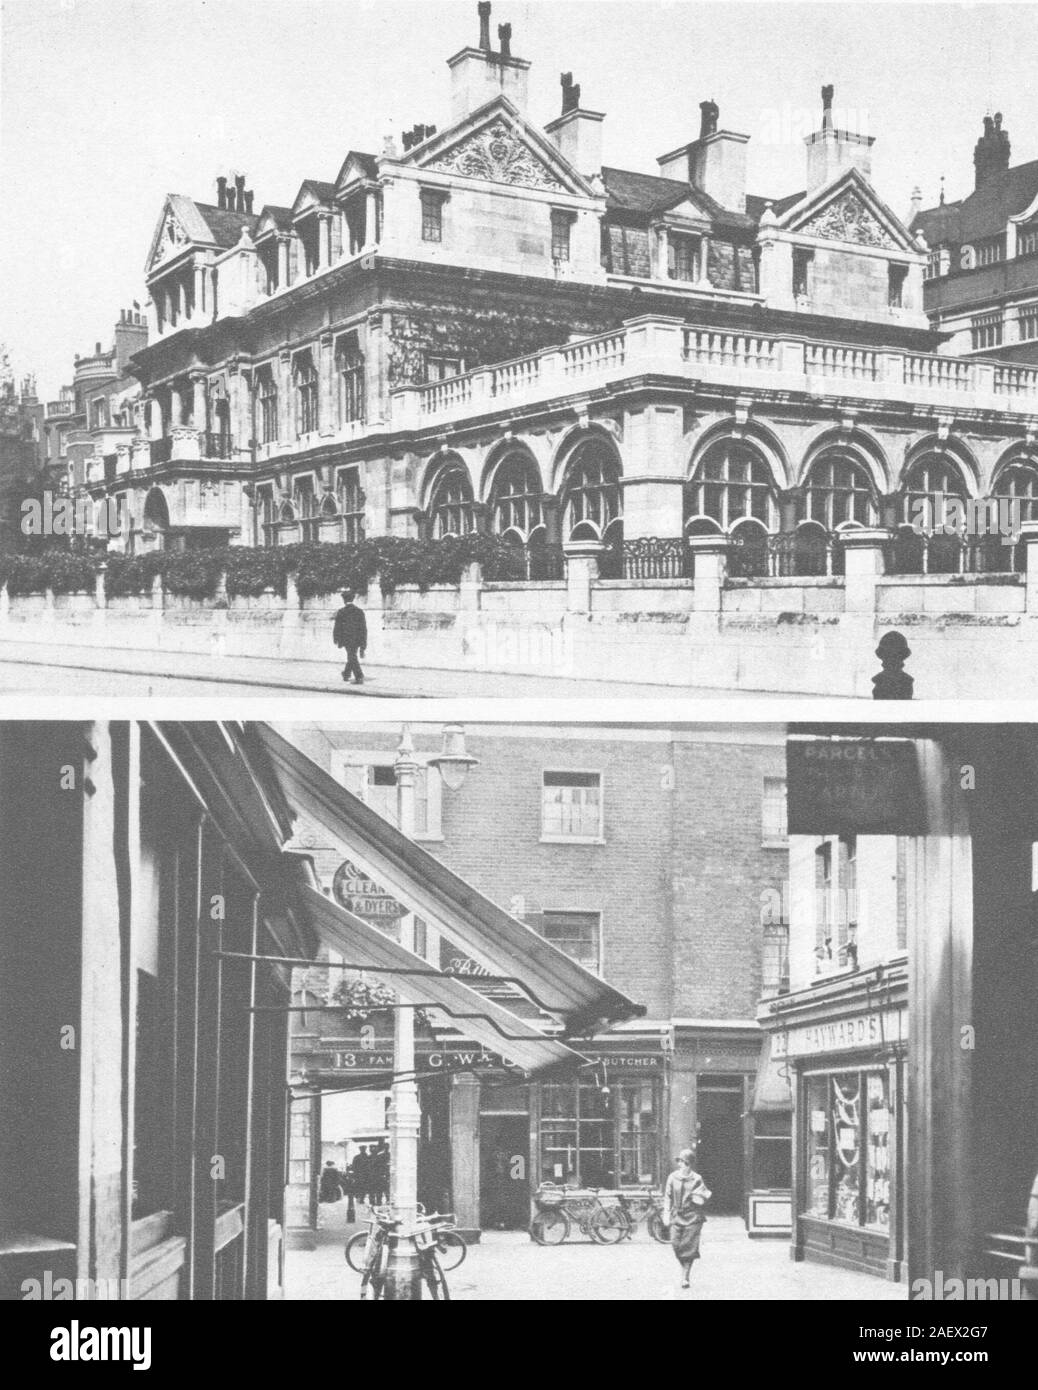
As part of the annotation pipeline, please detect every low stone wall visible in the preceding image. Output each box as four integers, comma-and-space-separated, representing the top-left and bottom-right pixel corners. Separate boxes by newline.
2, 569, 1036, 696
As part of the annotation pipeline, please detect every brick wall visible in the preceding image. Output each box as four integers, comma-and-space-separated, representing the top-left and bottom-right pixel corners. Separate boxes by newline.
290, 726, 788, 1025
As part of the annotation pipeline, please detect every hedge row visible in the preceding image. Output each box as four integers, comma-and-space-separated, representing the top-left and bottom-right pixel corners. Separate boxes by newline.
0, 535, 529, 599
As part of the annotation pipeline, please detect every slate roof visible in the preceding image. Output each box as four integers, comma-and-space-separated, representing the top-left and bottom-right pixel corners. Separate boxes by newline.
912, 160, 1038, 246
602, 166, 789, 232
195, 203, 259, 247
299, 179, 337, 205
257, 205, 294, 233
745, 190, 806, 221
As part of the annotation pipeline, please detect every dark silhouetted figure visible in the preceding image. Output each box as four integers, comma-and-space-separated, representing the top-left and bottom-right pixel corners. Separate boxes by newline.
872, 631, 913, 700
333, 589, 367, 684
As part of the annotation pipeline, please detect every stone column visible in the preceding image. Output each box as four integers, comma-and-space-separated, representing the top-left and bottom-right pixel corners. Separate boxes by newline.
688, 534, 729, 612
278, 350, 292, 443
318, 333, 335, 435
318, 212, 332, 270
563, 539, 605, 611
193, 262, 207, 319
840, 526, 889, 614
365, 188, 380, 247
277, 237, 290, 289
191, 374, 208, 434
169, 384, 183, 427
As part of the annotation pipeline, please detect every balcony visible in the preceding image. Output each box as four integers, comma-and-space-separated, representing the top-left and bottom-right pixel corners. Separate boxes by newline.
144, 428, 243, 469
389, 315, 1038, 430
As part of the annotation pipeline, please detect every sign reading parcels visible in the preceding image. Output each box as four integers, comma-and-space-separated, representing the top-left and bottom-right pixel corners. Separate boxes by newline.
787, 739, 926, 836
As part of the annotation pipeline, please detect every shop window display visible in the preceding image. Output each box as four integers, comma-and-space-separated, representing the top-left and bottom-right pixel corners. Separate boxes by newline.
803, 1068, 892, 1231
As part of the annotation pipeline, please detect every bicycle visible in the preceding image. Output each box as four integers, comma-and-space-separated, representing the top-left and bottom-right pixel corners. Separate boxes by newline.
346, 1205, 467, 1275
346, 1206, 457, 1299
611, 1188, 670, 1243
528, 1184, 629, 1245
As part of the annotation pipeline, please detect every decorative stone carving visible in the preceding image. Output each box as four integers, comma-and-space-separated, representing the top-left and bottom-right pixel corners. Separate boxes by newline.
429, 120, 567, 192
800, 191, 898, 249
153, 210, 188, 265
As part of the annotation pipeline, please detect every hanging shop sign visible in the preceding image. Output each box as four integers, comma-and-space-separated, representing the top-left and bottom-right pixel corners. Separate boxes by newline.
786, 739, 927, 836
331, 859, 405, 923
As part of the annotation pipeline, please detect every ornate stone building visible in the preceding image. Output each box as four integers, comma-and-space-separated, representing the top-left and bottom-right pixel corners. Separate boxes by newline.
85, 5, 1038, 586
912, 113, 1038, 364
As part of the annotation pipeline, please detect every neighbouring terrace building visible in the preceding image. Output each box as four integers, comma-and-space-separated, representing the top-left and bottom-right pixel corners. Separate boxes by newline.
76, 4, 1038, 589
912, 112, 1038, 364
279, 723, 793, 1242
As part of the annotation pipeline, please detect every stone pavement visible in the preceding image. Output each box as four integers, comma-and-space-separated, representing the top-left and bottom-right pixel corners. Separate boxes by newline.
0, 637, 873, 700
284, 1212, 905, 1301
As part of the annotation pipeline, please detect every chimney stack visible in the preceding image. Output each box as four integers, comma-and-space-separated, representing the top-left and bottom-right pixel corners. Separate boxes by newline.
804, 83, 874, 190
448, 3, 530, 119
973, 111, 1011, 189
234, 175, 246, 212
217, 175, 228, 210
244, 189, 254, 214
545, 72, 605, 180
657, 100, 749, 213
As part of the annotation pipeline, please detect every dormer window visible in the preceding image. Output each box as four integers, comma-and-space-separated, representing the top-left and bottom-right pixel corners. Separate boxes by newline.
551, 209, 575, 262
888, 263, 908, 309
793, 247, 814, 299
668, 232, 700, 283
297, 220, 320, 277
258, 238, 280, 293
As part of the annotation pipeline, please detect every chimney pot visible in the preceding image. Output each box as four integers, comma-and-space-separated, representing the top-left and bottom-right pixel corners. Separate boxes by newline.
244, 190, 254, 214
498, 22, 511, 59
699, 99, 719, 139
217, 175, 227, 210
478, 1, 491, 51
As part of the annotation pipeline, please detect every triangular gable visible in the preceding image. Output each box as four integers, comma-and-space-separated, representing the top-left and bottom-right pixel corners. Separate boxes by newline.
145, 194, 215, 273
290, 181, 334, 220
657, 197, 714, 225
335, 151, 378, 193
254, 207, 286, 241
407, 96, 595, 198
777, 168, 917, 252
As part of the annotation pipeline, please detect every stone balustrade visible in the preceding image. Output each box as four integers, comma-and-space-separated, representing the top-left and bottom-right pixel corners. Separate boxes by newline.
390, 314, 1038, 429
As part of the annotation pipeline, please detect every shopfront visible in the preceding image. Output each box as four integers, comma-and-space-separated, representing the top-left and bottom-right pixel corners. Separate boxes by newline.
766, 969, 908, 1280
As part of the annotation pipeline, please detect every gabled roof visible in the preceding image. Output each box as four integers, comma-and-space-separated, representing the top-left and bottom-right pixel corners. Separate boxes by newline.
602, 167, 764, 233
255, 205, 294, 238
772, 165, 920, 253
335, 150, 379, 190
291, 179, 337, 218
194, 202, 259, 248
402, 95, 599, 200
912, 159, 1038, 246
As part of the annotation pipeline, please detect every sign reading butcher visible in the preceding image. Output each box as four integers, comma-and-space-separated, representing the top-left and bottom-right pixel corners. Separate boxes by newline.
331, 859, 404, 923
786, 738, 927, 836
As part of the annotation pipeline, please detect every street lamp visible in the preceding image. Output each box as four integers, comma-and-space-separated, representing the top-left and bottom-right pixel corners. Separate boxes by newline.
384, 723, 478, 1299
428, 723, 479, 792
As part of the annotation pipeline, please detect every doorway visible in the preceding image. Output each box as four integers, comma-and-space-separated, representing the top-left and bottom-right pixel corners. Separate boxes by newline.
480, 1114, 530, 1230
696, 1079, 746, 1214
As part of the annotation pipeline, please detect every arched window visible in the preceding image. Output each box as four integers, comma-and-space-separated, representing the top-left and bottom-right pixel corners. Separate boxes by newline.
428, 461, 474, 538
256, 367, 278, 444
686, 439, 777, 533
490, 452, 543, 540
895, 455, 969, 574
729, 517, 770, 578
294, 352, 319, 436
993, 463, 1038, 572
560, 438, 621, 541
804, 453, 878, 530
337, 333, 365, 425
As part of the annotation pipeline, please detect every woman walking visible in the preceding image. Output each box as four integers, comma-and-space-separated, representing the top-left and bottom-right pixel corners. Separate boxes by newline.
663, 1148, 711, 1289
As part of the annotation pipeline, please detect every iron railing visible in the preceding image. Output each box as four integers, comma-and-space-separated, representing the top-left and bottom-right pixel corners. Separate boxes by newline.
621, 537, 692, 579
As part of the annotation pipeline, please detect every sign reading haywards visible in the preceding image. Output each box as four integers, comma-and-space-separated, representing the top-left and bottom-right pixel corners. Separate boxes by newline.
331, 860, 404, 922
786, 738, 926, 836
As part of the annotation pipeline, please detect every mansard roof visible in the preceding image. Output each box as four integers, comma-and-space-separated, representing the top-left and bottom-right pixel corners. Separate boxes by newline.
912, 159, 1038, 247
603, 167, 768, 233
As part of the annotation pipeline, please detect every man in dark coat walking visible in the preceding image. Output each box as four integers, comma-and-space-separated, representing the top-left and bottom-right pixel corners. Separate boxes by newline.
333, 589, 367, 684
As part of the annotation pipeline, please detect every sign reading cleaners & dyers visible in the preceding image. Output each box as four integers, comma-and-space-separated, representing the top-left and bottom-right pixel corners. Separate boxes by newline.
331, 859, 404, 923
786, 738, 926, 836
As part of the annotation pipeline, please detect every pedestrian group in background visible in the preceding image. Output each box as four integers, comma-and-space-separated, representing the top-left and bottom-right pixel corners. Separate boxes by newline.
319, 1141, 390, 1222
